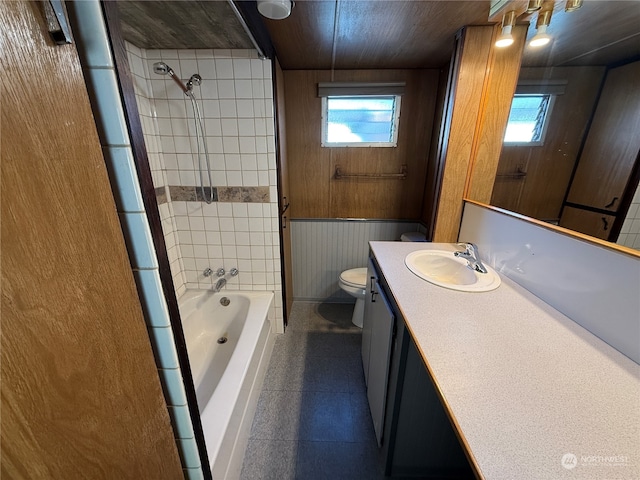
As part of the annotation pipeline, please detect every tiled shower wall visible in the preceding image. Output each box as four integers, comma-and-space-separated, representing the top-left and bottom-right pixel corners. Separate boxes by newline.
125, 43, 283, 325
618, 184, 640, 250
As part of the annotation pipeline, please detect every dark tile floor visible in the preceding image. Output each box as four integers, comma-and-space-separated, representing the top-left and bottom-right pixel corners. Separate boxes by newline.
240, 302, 386, 480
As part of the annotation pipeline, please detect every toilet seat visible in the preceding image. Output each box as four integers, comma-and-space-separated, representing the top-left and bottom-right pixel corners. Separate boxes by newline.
339, 267, 367, 288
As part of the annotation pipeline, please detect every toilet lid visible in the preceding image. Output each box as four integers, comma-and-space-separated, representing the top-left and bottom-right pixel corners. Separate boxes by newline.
340, 268, 367, 288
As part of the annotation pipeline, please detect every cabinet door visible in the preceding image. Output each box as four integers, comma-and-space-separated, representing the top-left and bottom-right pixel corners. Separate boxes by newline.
566, 61, 640, 211
362, 258, 377, 385
560, 206, 616, 240
367, 280, 395, 447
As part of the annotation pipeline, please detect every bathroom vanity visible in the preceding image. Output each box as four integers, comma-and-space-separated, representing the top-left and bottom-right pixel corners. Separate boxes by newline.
363, 241, 640, 479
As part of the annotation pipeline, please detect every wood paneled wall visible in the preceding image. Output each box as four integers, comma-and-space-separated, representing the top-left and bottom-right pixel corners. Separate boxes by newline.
492, 66, 605, 221
283, 69, 440, 219
432, 25, 527, 242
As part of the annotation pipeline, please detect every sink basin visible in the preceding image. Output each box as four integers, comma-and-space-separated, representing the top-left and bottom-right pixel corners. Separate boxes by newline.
405, 250, 501, 292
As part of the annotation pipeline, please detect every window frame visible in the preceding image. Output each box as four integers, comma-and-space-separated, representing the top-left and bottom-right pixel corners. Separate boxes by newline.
320, 95, 402, 148
503, 93, 556, 147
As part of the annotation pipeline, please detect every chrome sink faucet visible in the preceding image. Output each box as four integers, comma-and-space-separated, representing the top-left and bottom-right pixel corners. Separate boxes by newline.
454, 243, 488, 274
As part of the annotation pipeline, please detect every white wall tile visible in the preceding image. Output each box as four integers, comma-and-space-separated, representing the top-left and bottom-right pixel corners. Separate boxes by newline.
214, 58, 234, 78
128, 45, 283, 331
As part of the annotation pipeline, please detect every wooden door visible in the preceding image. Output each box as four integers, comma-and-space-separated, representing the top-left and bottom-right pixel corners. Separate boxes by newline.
0, 2, 183, 478
274, 58, 293, 321
560, 207, 616, 240
566, 61, 640, 211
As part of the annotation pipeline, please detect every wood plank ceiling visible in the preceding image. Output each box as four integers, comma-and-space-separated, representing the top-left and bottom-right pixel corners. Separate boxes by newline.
116, 1, 639, 69
261, 0, 492, 69
116, 1, 254, 49
519, 0, 640, 67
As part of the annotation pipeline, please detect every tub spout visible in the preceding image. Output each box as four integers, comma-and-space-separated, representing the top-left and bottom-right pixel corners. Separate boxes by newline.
213, 277, 227, 293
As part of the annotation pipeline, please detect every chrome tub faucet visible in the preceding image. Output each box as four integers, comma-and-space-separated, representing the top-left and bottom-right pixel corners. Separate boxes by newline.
454, 243, 488, 274
213, 277, 227, 293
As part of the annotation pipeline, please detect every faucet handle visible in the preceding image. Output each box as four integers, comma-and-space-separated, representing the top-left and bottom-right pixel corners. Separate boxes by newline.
203, 268, 213, 277
216, 268, 225, 277
229, 268, 239, 277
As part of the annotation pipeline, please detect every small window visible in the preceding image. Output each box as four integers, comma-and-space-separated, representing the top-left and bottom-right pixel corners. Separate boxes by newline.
321, 96, 401, 147
504, 94, 554, 145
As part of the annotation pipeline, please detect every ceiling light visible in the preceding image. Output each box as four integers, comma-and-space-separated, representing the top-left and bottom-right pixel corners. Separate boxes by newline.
529, 10, 552, 47
526, 0, 544, 14
257, 0, 292, 20
529, 25, 551, 47
565, 0, 583, 12
495, 11, 517, 48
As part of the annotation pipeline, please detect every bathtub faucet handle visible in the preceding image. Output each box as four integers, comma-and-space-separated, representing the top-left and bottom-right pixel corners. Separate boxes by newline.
203, 268, 213, 277
216, 268, 225, 277
229, 268, 239, 277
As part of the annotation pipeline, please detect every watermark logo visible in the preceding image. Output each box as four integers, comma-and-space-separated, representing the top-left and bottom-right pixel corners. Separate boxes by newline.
562, 453, 578, 470
561, 453, 631, 470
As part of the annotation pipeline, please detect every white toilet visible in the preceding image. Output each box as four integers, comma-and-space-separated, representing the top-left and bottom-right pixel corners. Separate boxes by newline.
338, 267, 368, 328
339, 232, 426, 328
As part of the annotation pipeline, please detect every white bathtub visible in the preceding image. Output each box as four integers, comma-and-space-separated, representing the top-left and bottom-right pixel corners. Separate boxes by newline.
179, 289, 275, 479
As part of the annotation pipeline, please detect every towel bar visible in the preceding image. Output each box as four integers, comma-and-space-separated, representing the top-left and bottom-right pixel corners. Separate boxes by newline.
334, 164, 407, 180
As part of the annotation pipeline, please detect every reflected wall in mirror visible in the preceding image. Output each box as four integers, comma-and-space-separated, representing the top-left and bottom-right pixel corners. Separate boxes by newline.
490, 0, 640, 250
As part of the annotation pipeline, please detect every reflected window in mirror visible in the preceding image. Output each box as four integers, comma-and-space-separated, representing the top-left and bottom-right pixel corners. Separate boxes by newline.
504, 94, 554, 145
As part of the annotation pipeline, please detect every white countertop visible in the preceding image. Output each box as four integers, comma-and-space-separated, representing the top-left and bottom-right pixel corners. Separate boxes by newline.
370, 241, 640, 480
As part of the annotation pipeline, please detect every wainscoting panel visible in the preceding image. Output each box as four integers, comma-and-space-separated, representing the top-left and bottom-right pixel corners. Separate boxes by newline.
291, 220, 421, 301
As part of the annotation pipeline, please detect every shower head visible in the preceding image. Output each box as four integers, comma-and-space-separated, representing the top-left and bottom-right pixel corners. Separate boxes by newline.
186, 74, 202, 91
153, 61, 173, 76
153, 61, 189, 94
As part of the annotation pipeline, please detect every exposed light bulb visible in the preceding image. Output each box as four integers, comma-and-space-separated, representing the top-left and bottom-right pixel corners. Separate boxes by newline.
529, 25, 551, 47
495, 11, 517, 48
530, 10, 553, 48
496, 26, 515, 47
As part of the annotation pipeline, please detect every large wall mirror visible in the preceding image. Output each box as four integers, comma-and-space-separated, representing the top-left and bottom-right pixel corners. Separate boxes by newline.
487, 1, 640, 250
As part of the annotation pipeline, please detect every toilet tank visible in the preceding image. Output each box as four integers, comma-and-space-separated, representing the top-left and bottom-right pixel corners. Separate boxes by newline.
400, 232, 426, 242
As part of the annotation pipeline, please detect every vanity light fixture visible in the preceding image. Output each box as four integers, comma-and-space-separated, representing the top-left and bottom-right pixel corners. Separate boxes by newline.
257, 0, 293, 20
526, 0, 544, 14
565, 0, 583, 12
495, 10, 517, 48
529, 9, 552, 47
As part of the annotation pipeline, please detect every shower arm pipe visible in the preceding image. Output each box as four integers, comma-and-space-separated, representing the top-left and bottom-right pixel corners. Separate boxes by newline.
227, 0, 268, 60
168, 71, 189, 94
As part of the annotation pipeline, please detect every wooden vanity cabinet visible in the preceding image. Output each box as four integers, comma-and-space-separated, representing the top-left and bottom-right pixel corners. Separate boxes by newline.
366, 255, 474, 479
